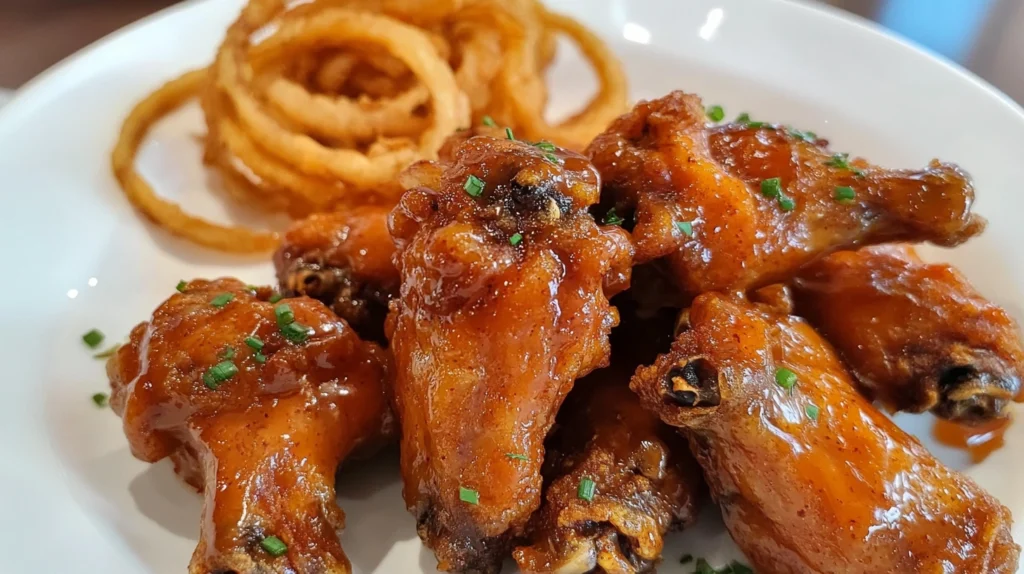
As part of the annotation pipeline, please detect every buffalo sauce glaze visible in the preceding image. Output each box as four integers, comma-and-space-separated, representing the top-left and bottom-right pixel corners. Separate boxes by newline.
933, 417, 1011, 464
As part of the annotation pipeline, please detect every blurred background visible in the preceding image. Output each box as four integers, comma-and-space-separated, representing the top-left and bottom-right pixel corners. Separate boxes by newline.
1, 0, 1023, 104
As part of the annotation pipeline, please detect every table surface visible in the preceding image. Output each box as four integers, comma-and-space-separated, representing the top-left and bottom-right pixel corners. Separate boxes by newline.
1, 0, 1023, 105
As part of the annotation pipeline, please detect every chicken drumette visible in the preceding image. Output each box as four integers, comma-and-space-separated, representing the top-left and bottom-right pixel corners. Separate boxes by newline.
107, 278, 392, 574
388, 135, 633, 572
587, 91, 985, 302
631, 293, 1020, 573
791, 244, 1024, 424
274, 204, 399, 344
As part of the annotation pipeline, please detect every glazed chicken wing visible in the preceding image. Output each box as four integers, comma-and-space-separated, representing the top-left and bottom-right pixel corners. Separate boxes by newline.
792, 244, 1024, 423
388, 135, 633, 572
274, 204, 399, 344
587, 91, 985, 301
513, 363, 703, 574
630, 293, 1019, 573
107, 278, 391, 574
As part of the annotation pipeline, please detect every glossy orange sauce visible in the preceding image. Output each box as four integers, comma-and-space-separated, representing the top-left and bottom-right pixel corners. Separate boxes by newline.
933, 417, 1011, 464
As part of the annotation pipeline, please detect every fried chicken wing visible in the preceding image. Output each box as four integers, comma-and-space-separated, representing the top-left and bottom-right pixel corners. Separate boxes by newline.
108, 278, 391, 574
587, 91, 985, 300
791, 244, 1024, 424
388, 135, 634, 572
274, 205, 399, 344
630, 293, 1020, 573
513, 364, 704, 574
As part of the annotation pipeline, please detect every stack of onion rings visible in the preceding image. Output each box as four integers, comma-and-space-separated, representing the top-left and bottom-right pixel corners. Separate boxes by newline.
111, 0, 628, 253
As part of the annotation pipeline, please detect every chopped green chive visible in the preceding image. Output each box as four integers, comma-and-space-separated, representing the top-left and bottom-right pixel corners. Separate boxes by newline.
706, 105, 725, 123
275, 304, 295, 326
534, 141, 556, 152
459, 486, 479, 505
91, 393, 109, 407
210, 293, 234, 308
268, 292, 283, 304
543, 152, 560, 164
729, 562, 755, 574
788, 128, 817, 142
82, 329, 104, 349
680, 554, 694, 564
577, 477, 596, 502
281, 321, 312, 344
736, 112, 772, 129
694, 558, 716, 574
834, 186, 856, 202
505, 127, 515, 140
676, 221, 694, 237
805, 404, 820, 421
775, 367, 798, 390
760, 177, 782, 198
254, 352, 267, 364
778, 195, 796, 212
464, 174, 485, 197
824, 153, 866, 177
505, 453, 529, 461
203, 361, 238, 390
482, 115, 496, 127
245, 336, 265, 351
509, 233, 523, 246
93, 344, 121, 360
220, 346, 236, 360
736, 112, 751, 123
602, 208, 625, 226
176, 280, 188, 293
244, 284, 259, 294
260, 535, 288, 557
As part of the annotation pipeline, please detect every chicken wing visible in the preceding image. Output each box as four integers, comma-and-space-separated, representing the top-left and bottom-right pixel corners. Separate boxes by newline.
107, 278, 392, 574
512, 362, 704, 574
630, 293, 1020, 573
587, 91, 985, 301
791, 244, 1024, 423
274, 204, 399, 344
388, 135, 634, 572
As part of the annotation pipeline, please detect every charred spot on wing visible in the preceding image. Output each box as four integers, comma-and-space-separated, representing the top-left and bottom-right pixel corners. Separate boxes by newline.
664, 356, 722, 407
936, 365, 1014, 424
508, 177, 573, 222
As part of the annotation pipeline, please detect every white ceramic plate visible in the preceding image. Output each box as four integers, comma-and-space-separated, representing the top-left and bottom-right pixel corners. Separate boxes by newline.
2, 0, 1024, 572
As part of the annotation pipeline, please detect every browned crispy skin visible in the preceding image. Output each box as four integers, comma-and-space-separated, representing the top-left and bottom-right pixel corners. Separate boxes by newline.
107, 278, 391, 574
630, 294, 1020, 574
388, 135, 634, 573
513, 364, 704, 574
587, 91, 986, 301
274, 205, 399, 344
791, 244, 1024, 424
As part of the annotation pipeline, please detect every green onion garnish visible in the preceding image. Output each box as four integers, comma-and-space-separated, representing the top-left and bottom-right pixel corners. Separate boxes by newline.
694, 559, 716, 574
505, 127, 515, 140
268, 292, 283, 304
245, 336, 264, 351
805, 404, 820, 421
509, 233, 523, 246
736, 112, 751, 123
602, 208, 625, 226
203, 361, 238, 390
82, 329, 104, 349
260, 535, 288, 557
505, 453, 528, 461
577, 477, 596, 501
706, 105, 725, 122
778, 195, 796, 212
775, 367, 798, 390
788, 128, 817, 142
459, 486, 479, 505
176, 280, 188, 293
824, 153, 866, 177
93, 344, 121, 360
676, 221, 694, 237
220, 346, 236, 360
543, 152, 560, 164
281, 322, 312, 344
760, 178, 782, 198
91, 393, 109, 407
275, 304, 295, 326
834, 186, 856, 202
210, 293, 234, 308
482, 115, 496, 127
534, 141, 556, 152
729, 562, 755, 574
254, 352, 267, 364
244, 284, 258, 293
463, 174, 485, 198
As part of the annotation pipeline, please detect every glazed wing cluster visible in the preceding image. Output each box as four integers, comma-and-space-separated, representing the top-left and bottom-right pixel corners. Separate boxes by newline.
107, 89, 1024, 574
